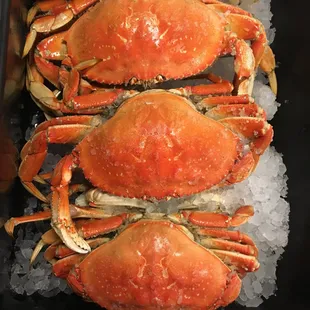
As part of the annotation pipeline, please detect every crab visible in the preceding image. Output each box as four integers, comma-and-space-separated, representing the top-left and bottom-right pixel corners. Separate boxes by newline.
5, 200, 259, 309
9, 89, 273, 253
24, 0, 277, 116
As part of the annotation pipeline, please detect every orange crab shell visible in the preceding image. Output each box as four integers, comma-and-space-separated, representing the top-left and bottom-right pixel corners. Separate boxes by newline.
67, 220, 241, 309
66, 0, 226, 84
75, 91, 240, 199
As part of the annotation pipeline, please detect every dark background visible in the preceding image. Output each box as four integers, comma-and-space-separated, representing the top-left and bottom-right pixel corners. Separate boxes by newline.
1, 0, 310, 309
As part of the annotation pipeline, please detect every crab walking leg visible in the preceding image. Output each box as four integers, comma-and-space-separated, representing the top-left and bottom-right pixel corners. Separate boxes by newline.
4, 210, 52, 237
220, 116, 273, 184
220, 117, 273, 162
200, 238, 258, 257
45, 238, 109, 261
20, 115, 97, 161
4, 202, 116, 238
198, 228, 259, 265
19, 124, 89, 201
174, 73, 234, 96
27, 0, 68, 25
29, 42, 123, 114
201, 0, 251, 16
27, 32, 75, 90
226, 14, 267, 68
26, 53, 44, 89
177, 205, 255, 227
31, 31, 68, 87
198, 99, 272, 183
33, 54, 61, 88
223, 34, 256, 95
50, 239, 110, 278
171, 205, 259, 273
226, 14, 276, 94
23, 0, 100, 57
19, 117, 99, 201
197, 228, 256, 246
29, 80, 135, 114
204, 0, 276, 80
212, 250, 259, 273
259, 45, 277, 94
198, 95, 267, 120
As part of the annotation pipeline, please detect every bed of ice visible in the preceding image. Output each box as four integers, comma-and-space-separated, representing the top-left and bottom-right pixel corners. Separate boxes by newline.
3, 0, 290, 308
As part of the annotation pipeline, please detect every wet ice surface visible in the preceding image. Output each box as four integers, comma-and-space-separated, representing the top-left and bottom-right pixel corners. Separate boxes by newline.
4, 0, 290, 308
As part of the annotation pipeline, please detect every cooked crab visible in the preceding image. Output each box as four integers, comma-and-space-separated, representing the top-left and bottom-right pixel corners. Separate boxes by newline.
24, 0, 276, 116
5, 203, 259, 309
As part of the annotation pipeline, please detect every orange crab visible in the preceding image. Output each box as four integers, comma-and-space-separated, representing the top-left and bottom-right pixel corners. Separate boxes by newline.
7, 89, 273, 253
24, 0, 277, 116
5, 202, 259, 309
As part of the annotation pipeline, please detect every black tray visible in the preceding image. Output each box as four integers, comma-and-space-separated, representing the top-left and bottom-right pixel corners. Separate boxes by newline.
1, 0, 309, 309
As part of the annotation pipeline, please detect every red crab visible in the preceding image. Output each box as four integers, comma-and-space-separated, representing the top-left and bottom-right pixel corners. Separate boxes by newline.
7, 89, 272, 253
24, 0, 276, 116
5, 203, 259, 309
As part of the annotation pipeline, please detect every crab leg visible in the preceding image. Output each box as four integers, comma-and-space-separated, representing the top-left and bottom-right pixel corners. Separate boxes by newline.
259, 45, 277, 94
50, 237, 110, 278
4, 210, 52, 237
50, 214, 140, 277
199, 94, 253, 106
19, 116, 99, 201
30, 215, 128, 263
28, 0, 99, 22
212, 249, 259, 273
220, 117, 273, 157
31, 31, 68, 87
170, 206, 259, 273
4, 202, 119, 238
49, 153, 144, 254
29, 79, 134, 114
27, 38, 130, 115
170, 205, 254, 227
202, 115, 273, 184
201, 1, 277, 94
45, 154, 91, 253
31, 214, 139, 264
27, 0, 68, 25
24, 0, 99, 57
224, 34, 256, 95
197, 228, 256, 246
226, 15, 276, 94
19, 124, 90, 197
200, 238, 257, 257
172, 205, 259, 273
208, 103, 266, 120
45, 237, 109, 261
201, 0, 251, 17
174, 73, 234, 96
198, 226, 258, 257
198, 95, 267, 120
210, 4, 252, 17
